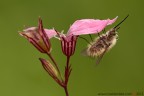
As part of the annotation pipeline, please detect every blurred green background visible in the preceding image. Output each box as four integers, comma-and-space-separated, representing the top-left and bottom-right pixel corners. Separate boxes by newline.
0, 0, 143, 96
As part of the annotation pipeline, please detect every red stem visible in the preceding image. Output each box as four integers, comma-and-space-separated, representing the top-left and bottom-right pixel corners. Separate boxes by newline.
65, 56, 70, 84
64, 86, 69, 96
64, 56, 71, 96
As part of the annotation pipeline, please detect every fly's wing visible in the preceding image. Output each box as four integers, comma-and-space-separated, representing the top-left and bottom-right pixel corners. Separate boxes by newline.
96, 45, 109, 64
81, 48, 88, 56
81, 48, 96, 59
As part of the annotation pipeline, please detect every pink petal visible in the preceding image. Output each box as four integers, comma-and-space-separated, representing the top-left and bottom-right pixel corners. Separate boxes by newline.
107, 16, 118, 25
23, 27, 37, 32
21, 27, 39, 40
67, 16, 118, 36
22, 27, 56, 39
45, 29, 57, 39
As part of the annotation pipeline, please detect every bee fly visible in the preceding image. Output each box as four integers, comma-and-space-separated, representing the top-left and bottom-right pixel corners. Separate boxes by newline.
82, 15, 129, 64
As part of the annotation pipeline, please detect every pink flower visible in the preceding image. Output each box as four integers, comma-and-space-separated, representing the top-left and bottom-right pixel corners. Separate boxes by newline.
56, 16, 117, 57
56, 31, 78, 57
67, 16, 118, 36
19, 18, 57, 53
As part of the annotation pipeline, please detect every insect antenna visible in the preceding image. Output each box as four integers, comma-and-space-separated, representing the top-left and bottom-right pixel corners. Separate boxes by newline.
114, 14, 129, 29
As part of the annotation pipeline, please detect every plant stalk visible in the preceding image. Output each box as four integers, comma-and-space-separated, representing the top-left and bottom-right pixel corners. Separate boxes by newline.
47, 53, 63, 81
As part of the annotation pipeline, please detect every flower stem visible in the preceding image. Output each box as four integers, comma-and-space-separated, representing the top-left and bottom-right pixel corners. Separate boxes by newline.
65, 56, 70, 85
47, 53, 63, 81
63, 56, 71, 96
64, 86, 69, 96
